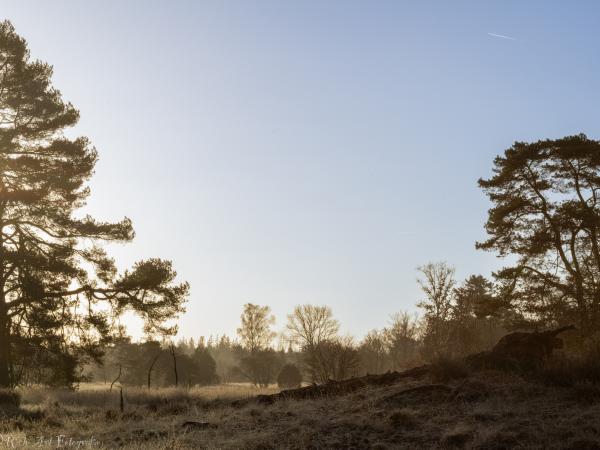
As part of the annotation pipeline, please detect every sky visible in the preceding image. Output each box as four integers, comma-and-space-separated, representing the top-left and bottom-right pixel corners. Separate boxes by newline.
3, 1, 600, 341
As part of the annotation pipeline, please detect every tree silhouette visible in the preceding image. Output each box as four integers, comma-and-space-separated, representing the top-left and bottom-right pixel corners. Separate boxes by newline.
478, 134, 600, 333
453, 275, 495, 320
236, 303, 278, 386
417, 262, 455, 358
0, 21, 188, 387
287, 305, 352, 382
383, 312, 420, 370
449, 275, 507, 356
360, 329, 387, 374
192, 346, 219, 385
286, 305, 339, 350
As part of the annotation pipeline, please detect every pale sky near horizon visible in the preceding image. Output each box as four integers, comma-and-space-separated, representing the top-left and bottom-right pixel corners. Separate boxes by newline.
4, 1, 600, 341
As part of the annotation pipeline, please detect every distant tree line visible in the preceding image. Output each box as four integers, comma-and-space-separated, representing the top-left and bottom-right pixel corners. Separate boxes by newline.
83, 302, 420, 388
81, 294, 474, 388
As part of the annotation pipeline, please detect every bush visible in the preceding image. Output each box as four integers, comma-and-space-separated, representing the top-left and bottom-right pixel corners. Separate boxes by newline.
238, 350, 281, 387
277, 364, 302, 389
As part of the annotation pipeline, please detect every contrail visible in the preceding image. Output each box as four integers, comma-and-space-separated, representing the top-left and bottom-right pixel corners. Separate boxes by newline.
487, 32, 517, 41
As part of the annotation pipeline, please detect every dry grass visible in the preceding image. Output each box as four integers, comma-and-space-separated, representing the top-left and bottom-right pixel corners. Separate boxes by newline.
1, 374, 600, 449
20, 383, 279, 410
0, 389, 20, 408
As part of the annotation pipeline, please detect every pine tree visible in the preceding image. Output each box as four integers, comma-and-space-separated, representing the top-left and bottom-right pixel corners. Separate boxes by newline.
0, 21, 188, 387
478, 134, 600, 333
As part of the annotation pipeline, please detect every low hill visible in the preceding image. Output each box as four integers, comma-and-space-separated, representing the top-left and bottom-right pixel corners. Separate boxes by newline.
1, 360, 600, 449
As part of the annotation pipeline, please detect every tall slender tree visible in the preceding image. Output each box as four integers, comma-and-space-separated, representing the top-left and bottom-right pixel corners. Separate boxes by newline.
417, 262, 455, 358
236, 303, 275, 352
236, 303, 278, 386
0, 21, 188, 387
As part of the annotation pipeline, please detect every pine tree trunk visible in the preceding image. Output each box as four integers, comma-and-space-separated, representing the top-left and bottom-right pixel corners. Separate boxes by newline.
0, 291, 11, 387
0, 214, 10, 387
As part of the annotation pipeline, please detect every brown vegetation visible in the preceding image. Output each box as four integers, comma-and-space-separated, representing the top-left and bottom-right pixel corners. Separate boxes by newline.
2, 353, 600, 449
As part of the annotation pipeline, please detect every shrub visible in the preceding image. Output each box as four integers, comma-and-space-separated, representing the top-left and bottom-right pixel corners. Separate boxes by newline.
239, 350, 281, 387
277, 364, 302, 389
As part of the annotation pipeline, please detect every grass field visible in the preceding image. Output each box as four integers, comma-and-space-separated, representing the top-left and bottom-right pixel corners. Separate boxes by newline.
1, 383, 281, 449
23, 382, 280, 407
1, 368, 600, 449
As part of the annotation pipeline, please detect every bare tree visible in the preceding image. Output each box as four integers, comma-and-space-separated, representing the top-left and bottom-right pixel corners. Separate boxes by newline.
384, 312, 421, 369
286, 305, 339, 349
236, 304, 278, 386
360, 330, 387, 374
287, 305, 342, 382
329, 336, 360, 380
417, 262, 456, 359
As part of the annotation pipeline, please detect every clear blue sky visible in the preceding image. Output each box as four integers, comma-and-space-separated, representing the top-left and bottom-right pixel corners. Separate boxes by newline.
4, 1, 600, 340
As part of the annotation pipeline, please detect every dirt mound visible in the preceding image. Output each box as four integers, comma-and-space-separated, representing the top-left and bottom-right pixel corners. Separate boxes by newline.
450, 379, 491, 402
378, 384, 452, 407
232, 365, 430, 407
